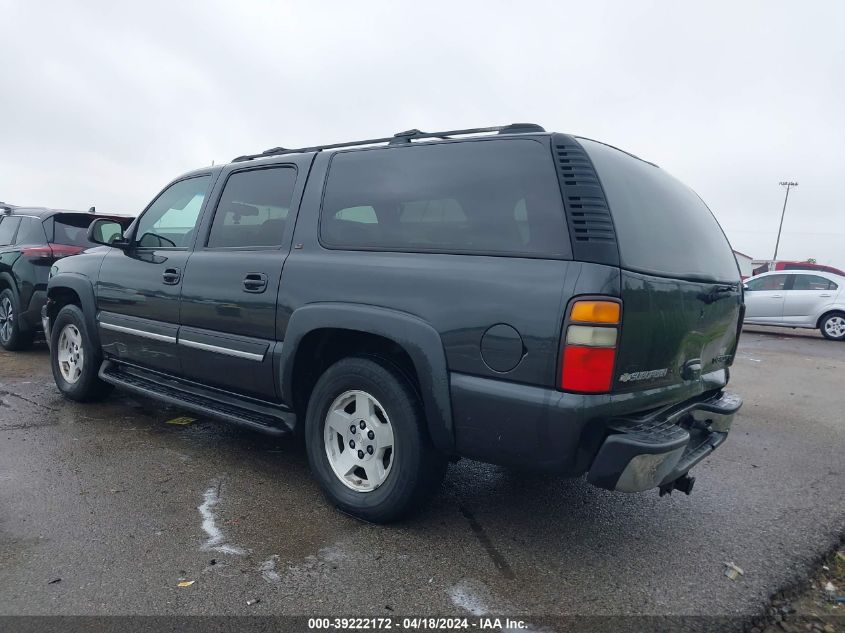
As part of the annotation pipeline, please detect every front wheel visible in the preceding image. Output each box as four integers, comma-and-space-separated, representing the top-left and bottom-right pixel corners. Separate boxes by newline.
820, 313, 845, 341
50, 304, 113, 401
304, 356, 447, 523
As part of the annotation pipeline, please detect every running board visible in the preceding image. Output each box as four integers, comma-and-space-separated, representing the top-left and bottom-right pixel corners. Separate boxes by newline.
99, 360, 294, 436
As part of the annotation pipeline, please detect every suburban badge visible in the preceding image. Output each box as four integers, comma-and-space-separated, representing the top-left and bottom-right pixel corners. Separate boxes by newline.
618, 368, 669, 383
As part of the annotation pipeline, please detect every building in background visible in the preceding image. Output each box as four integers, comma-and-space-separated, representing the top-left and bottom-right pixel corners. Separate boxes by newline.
733, 250, 754, 279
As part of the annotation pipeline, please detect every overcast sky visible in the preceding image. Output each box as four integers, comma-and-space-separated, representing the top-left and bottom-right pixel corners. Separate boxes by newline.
2, 0, 843, 268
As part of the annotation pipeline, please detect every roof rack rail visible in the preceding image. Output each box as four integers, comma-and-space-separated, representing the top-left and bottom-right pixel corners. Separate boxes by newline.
231, 123, 545, 162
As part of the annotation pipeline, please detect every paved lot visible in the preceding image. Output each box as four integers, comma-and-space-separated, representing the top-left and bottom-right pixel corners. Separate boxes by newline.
0, 327, 843, 623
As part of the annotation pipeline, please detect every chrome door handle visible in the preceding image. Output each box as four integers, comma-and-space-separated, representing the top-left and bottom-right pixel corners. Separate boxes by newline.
820, 294, 832, 297
770, 295, 783, 298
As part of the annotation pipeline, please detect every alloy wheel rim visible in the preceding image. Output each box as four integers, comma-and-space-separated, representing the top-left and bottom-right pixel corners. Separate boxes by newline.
825, 316, 845, 338
57, 324, 84, 384
0, 297, 13, 343
323, 390, 395, 492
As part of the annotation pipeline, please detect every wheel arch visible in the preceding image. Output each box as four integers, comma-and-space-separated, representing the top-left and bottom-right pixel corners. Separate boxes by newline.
816, 307, 845, 329
279, 303, 454, 453
0, 272, 34, 347
0, 272, 20, 300
47, 274, 100, 347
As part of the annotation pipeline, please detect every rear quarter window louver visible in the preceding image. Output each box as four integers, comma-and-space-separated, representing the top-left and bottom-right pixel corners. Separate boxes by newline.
551, 134, 619, 266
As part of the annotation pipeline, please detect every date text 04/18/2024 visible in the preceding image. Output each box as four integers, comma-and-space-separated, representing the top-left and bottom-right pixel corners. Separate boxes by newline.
307, 617, 529, 630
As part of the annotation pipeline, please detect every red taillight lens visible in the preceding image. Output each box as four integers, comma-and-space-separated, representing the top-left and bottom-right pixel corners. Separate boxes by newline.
20, 246, 54, 259
561, 346, 616, 392
560, 299, 621, 394
49, 244, 85, 258
20, 244, 84, 260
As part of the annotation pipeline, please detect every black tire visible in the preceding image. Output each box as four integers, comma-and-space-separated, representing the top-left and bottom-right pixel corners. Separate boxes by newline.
50, 304, 113, 402
0, 288, 34, 351
819, 312, 845, 341
304, 356, 447, 523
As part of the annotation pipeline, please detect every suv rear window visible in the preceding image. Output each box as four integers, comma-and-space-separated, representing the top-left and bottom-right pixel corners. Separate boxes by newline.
320, 139, 570, 257
579, 138, 739, 282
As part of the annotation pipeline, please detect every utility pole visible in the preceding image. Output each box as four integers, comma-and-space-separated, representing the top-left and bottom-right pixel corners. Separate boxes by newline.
772, 181, 798, 263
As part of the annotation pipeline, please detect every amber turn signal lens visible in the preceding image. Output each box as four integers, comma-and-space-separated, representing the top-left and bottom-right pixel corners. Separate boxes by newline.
570, 300, 620, 324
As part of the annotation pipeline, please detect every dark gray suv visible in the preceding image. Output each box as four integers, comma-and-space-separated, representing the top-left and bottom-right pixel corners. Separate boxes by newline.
44, 124, 744, 522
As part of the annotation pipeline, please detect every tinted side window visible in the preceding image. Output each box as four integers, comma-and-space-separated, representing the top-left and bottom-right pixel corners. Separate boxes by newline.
746, 275, 788, 291
0, 217, 22, 246
206, 167, 296, 249
320, 140, 570, 257
792, 275, 835, 291
14, 217, 48, 245
136, 176, 211, 248
580, 138, 740, 283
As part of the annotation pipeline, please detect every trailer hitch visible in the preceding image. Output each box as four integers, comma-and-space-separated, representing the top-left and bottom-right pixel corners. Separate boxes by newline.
659, 473, 696, 497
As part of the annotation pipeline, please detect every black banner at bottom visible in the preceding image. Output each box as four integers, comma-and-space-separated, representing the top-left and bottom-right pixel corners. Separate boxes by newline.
0, 615, 843, 633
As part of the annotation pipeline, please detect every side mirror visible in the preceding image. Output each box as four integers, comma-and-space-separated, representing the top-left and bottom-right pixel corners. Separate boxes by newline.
87, 218, 129, 248
742, 283, 750, 291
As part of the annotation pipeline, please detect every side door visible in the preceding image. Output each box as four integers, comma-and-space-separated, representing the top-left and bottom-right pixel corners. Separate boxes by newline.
743, 273, 789, 322
97, 174, 215, 374
177, 158, 310, 401
782, 274, 839, 325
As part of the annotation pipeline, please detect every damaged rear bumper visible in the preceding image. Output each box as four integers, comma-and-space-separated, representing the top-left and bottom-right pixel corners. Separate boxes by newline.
587, 390, 742, 493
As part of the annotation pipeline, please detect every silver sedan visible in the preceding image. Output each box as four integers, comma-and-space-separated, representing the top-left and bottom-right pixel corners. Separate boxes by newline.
743, 270, 845, 340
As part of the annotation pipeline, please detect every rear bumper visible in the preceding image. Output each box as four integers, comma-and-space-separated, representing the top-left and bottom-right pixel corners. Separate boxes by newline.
586, 390, 741, 492
449, 371, 739, 490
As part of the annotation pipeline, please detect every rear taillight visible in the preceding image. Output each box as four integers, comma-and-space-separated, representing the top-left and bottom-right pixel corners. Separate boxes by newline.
560, 299, 621, 393
20, 244, 84, 260
50, 244, 85, 258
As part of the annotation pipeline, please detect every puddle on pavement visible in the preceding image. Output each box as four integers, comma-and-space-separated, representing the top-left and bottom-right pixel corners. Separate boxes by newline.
198, 481, 248, 556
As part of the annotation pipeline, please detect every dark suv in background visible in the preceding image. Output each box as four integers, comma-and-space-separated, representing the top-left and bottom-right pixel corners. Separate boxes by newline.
0, 203, 132, 350
44, 124, 744, 522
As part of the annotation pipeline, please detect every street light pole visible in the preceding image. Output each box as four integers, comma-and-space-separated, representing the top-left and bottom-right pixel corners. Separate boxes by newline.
772, 181, 798, 263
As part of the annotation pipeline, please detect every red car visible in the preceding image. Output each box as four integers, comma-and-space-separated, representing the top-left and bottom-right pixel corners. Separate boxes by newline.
751, 260, 845, 278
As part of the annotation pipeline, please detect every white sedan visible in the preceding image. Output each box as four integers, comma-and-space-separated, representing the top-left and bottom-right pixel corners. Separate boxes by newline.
743, 270, 845, 340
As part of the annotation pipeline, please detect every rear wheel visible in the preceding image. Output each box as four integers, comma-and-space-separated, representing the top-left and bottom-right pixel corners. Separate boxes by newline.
50, 304, 113, 401
0, 289, 35, 351
820, 312, 845, 341
304, 356, 447, 523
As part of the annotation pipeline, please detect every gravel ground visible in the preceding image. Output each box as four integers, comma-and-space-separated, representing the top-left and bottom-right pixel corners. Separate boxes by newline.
757, 543, 844, 633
